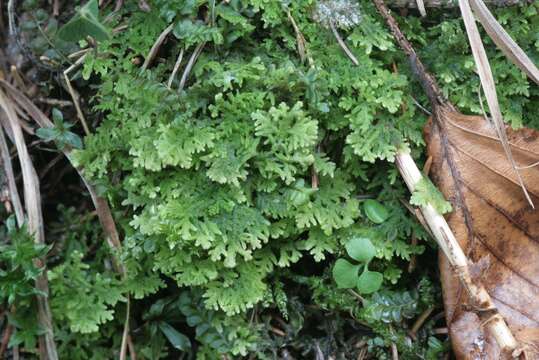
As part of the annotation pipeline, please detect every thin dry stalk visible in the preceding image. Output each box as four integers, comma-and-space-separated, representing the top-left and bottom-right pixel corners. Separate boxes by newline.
0, 80, 124, 256
372, 0, 447, 107
0, 80, 129, 356
167, 48, 185, 89
10, 66, 27, 93
142, 24, 174, 71
119, 296, 131, 360
407, 233, 418, 273
38, 153, 63, 179
329, 21, 359, 66
458, 0, 533, 208
63, 53, 90, 135
127, 334, 137, 360
286, 10, 314, 66
0, 0, 4, 32
395, 149, 517, 352
357, 347, 367, 360
7, 0, 15, 35
390, 342, 399, 360
36, 98, 73, 107
0, 118, 23, 223
469, 0, 539, 85
114, 0, 123, 12
415, 0, 427, 16
67, 48, 92, 60
409, 306, 434, 338
0, 89, 58, 360
433, 327, 448, 334
0, 318, 13, 359
178, 42, 205, 93
53, 0, 60, 16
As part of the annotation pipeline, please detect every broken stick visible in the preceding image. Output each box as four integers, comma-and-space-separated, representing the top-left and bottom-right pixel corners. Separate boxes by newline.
395, 149, 517, 352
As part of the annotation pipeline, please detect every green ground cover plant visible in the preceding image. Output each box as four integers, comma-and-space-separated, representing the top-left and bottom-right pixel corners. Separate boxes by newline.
0, 0, 537, 358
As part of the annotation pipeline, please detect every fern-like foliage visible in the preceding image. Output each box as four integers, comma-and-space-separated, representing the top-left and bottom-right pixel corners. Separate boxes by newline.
74, 0, 426, 317
48, 251, 125, 333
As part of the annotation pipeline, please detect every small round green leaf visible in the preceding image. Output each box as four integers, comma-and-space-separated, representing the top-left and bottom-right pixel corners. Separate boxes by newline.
332, 259, 360, 289
345, 237, 376, 263
357, 269, 383, 294
363, 199, 389, 224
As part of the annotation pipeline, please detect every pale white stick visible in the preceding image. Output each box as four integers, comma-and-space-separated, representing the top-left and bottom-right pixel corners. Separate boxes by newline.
395, 149, 518, 352
416, 0, 427, 16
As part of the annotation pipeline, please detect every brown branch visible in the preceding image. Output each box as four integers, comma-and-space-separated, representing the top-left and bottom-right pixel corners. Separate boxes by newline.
409, 306, 434, 338
0, 323, 13, 359
372, 0, 448, 108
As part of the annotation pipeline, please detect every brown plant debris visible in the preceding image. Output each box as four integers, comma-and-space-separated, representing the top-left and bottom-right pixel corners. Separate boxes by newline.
427, 108, 539, 359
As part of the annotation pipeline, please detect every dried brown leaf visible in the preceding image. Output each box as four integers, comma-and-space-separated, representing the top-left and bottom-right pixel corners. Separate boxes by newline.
426, 107, 539, 359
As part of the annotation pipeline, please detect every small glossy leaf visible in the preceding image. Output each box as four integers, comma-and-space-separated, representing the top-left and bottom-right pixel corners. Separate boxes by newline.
363, 199, 389, 224
36, 127, 58, 141
345, 237, 376, 263
6, 215, 17, 233
57, 15, 110, 42
144, 299, 171, 320
332, 259, 360, 289
180, 0, 197, 15
289, 180, 315, 206
357, 269, 383, 294
62, 132, 83, 149
57, 0, 109, 42
158, 322, 191, 351
173, 19, 200, 39
52, 108, 63, 123
80, 0, 99, 19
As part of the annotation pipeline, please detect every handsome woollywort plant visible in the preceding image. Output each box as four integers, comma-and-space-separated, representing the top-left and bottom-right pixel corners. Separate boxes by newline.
1, 0, 537, 358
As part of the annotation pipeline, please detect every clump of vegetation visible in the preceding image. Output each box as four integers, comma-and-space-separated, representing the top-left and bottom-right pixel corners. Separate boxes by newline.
0, 0, 537, 358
